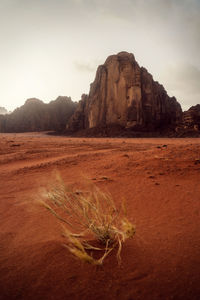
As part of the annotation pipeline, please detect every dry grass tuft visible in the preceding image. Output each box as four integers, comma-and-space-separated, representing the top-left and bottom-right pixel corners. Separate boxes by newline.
41, 173, 135, 265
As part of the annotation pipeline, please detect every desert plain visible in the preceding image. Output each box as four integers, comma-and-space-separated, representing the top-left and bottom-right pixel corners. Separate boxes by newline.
0, 133, 200, 300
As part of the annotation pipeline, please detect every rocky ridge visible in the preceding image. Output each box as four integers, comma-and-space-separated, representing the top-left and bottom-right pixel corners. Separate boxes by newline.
0, 107, 8, 115
0, 96, 77, 133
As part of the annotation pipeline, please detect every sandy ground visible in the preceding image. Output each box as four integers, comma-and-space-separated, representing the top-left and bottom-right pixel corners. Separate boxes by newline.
0, 132, 200, 300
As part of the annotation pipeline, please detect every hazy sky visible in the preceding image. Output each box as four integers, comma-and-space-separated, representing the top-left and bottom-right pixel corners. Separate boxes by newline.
0, 0, 200, 111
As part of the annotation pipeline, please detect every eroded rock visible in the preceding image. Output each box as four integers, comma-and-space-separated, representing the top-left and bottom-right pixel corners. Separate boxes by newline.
67, 51, 182, 134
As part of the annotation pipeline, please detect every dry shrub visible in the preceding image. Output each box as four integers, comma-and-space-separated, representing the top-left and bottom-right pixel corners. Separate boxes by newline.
41, 174, 135, 265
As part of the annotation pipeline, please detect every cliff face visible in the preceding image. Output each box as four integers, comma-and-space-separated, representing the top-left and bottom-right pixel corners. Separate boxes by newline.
67, 52, 182, 133
0, 97, 77, 133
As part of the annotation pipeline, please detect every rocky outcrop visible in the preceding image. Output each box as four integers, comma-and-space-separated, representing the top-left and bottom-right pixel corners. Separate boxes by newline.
182, 105, 200, 131
175, 105, 200, 136
67, 52, 182, 135
0, 97, 77, 133
67, 94, 89, 131
0, 107, 8, 115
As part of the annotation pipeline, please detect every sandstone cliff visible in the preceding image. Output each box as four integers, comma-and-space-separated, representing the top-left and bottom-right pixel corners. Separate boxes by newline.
0, 97, 77, 133
67, 52, 182, 135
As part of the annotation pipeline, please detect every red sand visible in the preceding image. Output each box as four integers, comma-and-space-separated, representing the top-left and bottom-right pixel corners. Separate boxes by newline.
0, 133, 200, 300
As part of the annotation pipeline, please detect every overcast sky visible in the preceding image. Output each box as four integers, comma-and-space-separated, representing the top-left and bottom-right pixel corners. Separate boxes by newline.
0, 0, 200, 111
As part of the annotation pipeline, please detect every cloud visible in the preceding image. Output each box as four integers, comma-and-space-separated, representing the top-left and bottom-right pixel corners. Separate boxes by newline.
164, 63, 200, 94
74, 62, 96, 72
162, 63, 200, 109
92, 0, 200, 58
73, 59, 102, 72
0, 0, 200, 110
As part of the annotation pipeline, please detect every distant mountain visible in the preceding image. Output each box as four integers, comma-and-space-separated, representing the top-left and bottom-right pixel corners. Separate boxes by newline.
0, 107, 8, 115
0, 97, 77, 133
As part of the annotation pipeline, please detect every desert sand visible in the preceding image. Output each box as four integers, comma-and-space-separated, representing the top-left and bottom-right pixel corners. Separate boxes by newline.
0, 133, 200, 300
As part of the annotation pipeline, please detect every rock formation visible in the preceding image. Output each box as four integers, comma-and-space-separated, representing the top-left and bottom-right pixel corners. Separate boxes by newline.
1, 51, 199, 137
175, 104, 200, 136
67, 52, 182, 135
182, 105, 200, 131
0, 107, 8, 115
0, 97, 77, 133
